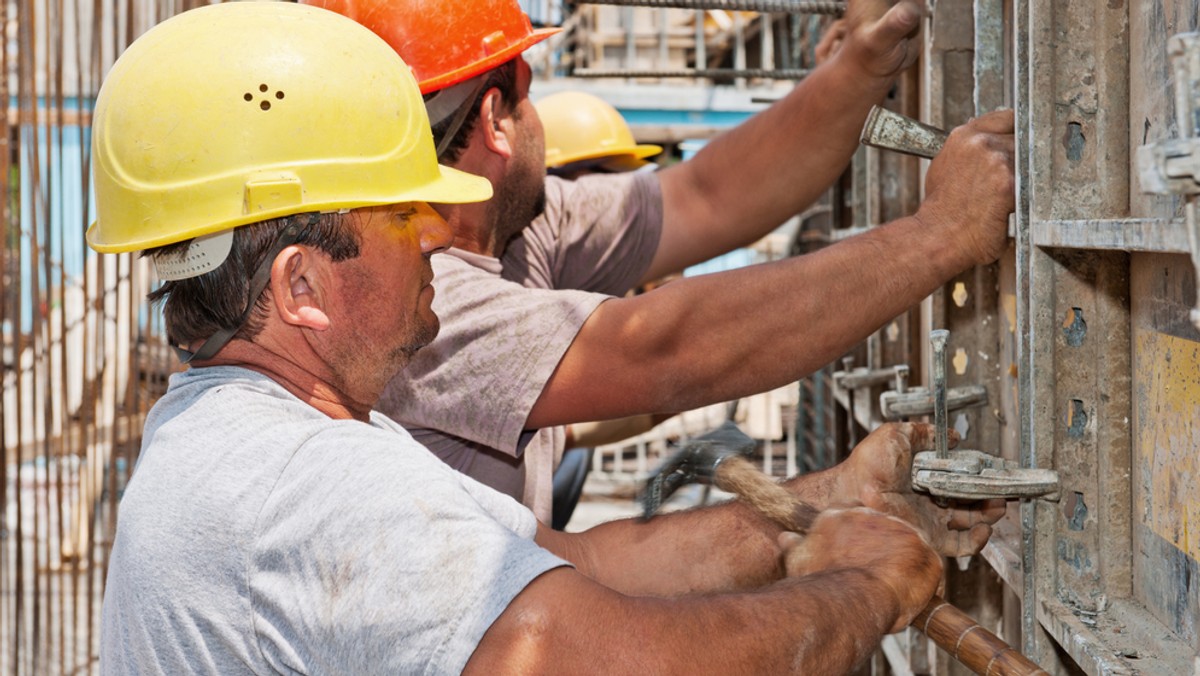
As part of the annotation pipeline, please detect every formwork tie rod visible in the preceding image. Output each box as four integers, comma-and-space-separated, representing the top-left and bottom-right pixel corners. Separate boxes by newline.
580, 0, 844, 14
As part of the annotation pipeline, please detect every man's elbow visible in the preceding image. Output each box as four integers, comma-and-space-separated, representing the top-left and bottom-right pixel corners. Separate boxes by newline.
463, 599, 559, 675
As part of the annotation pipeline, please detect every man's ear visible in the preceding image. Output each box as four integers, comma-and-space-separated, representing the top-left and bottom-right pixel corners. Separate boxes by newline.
479, 88, 515, 159
271, 245, 331, 331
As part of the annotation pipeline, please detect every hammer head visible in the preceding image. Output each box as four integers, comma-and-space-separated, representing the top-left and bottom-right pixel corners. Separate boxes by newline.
640, 421, 756, 520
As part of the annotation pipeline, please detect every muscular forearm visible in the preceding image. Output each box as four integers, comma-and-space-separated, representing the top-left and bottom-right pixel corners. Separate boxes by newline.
536, 465, 848, 596
647, 56, 894, 281
466, 565, 900, 676
564, 412, 670, 448
532, 214, 970, 427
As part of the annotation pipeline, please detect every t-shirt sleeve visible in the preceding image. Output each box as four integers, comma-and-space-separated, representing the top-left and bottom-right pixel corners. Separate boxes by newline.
381, 254, 610, 455
249, 425, 567, 675
502, 171, 664, 293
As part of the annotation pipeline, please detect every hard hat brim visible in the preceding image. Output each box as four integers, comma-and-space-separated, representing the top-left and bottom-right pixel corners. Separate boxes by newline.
545, 143, 664, 169
419, 27, 561, 94
598, 154, 655, 173
85, 164, 492, 254
418, 163, 495, 204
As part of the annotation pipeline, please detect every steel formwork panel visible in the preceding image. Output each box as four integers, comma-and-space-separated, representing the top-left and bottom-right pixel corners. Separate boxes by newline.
1018, 0, 1196, 671
862, 0, 1200, 673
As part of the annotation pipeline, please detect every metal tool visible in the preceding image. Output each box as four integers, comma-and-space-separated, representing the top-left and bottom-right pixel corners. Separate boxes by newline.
910, 330, 1060, 501
860, 105, 949, 159
641, 445, 1049, 675
640, 421, 757, 519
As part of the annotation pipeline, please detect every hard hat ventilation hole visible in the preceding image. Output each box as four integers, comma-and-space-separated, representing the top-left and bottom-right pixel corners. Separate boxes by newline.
243, 84, 285, 112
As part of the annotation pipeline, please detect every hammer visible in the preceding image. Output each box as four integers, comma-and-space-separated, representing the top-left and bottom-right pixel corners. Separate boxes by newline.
859, 105, 949, 159
641, 425, 1048, 676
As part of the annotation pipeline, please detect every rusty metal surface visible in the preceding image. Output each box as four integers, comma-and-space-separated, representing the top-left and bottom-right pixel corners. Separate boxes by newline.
1126, 0, 1200, 664
1129, 252, 1200, 650
1031, 217, 1191, 253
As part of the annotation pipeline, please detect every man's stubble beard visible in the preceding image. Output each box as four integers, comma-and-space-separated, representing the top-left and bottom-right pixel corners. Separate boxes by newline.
488, 130, 547, 255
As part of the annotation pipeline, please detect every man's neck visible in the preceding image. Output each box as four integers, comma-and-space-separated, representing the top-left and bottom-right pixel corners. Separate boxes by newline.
434, 200, 502, 257
191, 340, 376, 422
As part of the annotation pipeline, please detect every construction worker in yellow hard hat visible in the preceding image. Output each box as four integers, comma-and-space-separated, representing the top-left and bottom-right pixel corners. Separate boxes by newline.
536, 91, 663, 179
87, 5, 594, 671
313, 0, 1012, 562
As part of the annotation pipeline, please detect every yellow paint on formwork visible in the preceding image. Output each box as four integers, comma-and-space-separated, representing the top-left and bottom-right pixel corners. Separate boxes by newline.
1002, 293, 1018, 334
1136, 331, 1200, 561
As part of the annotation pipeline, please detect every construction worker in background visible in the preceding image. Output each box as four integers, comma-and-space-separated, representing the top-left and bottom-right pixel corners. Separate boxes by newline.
94, 5, 988, 672
536, 90, 670, 528
538, 90, 663, 179
305, 0, 1013, 540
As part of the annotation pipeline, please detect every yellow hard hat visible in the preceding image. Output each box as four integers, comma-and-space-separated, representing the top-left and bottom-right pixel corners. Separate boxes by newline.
86, 1, 492, 254
536, 92, 663, 171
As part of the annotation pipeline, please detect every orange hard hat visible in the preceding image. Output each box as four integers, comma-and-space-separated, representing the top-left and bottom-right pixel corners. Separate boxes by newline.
301, 0, 560, 94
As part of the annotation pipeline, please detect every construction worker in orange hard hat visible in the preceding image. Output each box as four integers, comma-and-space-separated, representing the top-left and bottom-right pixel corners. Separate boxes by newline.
304, 0, 1011, 556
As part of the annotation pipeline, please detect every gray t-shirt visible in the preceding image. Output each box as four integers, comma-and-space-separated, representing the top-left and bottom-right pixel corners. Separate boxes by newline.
379, 172, 664, 521
101, 366, 566, 675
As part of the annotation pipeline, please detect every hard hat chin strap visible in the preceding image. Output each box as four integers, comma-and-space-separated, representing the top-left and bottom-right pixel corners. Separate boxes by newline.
424, 74, 489, 159
175, 214, 317, 364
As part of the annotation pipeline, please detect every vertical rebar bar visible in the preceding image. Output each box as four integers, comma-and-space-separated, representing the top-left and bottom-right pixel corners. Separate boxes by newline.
930, 329, 950, 459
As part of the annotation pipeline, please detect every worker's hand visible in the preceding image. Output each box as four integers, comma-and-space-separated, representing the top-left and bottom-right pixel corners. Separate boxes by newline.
916, 109, 1017, 266
832, 0, 923, 80
778, 507, 942, 633
814, 19, 848, 65
839, 423, 1007, 557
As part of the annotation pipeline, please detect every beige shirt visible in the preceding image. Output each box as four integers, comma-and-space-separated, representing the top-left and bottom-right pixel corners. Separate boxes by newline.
377, 172, 664, 522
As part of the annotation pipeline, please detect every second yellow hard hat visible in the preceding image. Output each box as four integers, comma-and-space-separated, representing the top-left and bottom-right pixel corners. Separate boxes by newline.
536, 92, 663, 171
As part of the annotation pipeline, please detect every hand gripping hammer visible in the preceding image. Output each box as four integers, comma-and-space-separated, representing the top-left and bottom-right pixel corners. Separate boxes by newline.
641, 423, 1048, 676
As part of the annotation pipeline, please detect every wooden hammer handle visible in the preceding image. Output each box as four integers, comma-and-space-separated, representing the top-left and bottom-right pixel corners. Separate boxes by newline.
714, 456, 1048, 676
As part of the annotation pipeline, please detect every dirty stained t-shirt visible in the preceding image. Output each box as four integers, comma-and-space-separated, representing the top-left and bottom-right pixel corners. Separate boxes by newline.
101, 366, 566, 675
378, 171, 664, 522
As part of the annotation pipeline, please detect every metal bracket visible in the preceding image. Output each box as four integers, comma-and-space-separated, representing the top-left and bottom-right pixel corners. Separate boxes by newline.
912, 450, 1060, 501
880, 384, 988, 421
832, 363, 909, 392
1135, 31, 1200, 330
911, 330, 1061, 502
